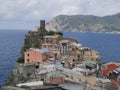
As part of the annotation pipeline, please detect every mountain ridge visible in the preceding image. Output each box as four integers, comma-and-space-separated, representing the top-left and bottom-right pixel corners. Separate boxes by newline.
46, 13, 120, 33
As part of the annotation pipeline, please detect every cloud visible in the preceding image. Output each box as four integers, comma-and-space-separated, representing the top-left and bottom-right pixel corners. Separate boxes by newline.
86, 0, 120, 16
0, 0, 120, 29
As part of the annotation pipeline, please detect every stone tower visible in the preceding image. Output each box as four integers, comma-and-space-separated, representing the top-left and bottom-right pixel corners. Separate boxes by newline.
40, 20, 45, 32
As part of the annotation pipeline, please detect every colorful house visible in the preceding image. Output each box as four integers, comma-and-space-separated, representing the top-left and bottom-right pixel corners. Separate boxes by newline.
59, 40, 72, 54
81, 48, 100, 62
42, 35, 63, 59
24, 48, 48, 64
42, 35, 62, 50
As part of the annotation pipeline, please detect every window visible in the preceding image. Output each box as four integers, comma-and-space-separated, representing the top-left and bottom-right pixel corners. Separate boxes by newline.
66, 75, 69, 77
27, 53, 29, 56
50, 40, 53, 44
27, 59, 30, 62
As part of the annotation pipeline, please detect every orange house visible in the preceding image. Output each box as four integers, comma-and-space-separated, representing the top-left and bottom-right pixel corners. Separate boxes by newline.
24, 48, 48, 64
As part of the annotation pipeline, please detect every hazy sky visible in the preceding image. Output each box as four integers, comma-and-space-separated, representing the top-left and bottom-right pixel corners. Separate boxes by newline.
0, 0, 120, 30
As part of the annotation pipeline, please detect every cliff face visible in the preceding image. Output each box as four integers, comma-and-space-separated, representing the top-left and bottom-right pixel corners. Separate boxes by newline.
46, 13, 120, 33
6, 62, 36, 86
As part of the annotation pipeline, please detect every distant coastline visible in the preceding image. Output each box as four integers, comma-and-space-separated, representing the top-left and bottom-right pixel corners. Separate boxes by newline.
46, 13, 120, 33
62, 31, 120, 34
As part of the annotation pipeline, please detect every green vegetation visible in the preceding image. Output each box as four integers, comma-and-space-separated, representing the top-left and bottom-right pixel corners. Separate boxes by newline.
56, 32, 63, 36
23, 45, 31, 50
19, 25, 63, 64
46, 31, 63, 36
32, 42, 39, 48
17, 57, 24, 63
47, 31, 55, 35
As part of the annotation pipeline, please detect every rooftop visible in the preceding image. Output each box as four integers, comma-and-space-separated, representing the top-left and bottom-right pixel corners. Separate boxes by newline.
59, 40, 70, 43
44, 35, 60, 38
59, 84, 85, 90
97, 78, 111, 83
29, 48, 49, 53
16, 81, 43, 87
63, 38, 77, 43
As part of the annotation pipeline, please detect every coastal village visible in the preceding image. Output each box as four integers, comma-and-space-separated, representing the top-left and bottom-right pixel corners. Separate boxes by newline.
2, 20, 120, 90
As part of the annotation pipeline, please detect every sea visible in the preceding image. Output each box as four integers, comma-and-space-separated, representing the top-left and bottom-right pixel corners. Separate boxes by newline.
0, 30, 120, 86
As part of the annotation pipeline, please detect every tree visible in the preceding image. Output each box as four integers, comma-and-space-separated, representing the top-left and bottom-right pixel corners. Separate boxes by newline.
56, 32, 63, 36
47, 31, 55, 35
17, 57, 24, 63
32, 42, 39, 48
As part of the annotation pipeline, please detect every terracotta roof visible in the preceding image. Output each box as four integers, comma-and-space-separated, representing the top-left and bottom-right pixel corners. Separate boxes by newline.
27, 48, 49, 53
63, 38, 77, 42
102, 64, 118, 76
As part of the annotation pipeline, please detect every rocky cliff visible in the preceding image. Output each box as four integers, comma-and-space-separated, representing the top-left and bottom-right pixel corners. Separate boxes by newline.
5, 20, 63, 86
46, 13, 120, 33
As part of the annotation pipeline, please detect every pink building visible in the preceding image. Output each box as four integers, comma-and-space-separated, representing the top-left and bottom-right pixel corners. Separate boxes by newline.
24, 48, 48, 64
42, 35, 62, 50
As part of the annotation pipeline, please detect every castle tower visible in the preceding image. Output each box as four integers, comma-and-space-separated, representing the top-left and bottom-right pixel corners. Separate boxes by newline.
40, 20, 45, 32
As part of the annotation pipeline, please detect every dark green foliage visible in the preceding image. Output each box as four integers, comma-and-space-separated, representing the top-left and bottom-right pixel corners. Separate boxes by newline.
56, 32, 63, 36
19, 22, 63, 64
46, 31, 63, 36
32, 42, 39, 48
24, 38, 29, 45
17, 57, 24, 63
23, 45, 31, 49
47, 31, 55, 35
22, 45, 31, 51
38, 33, 44, 40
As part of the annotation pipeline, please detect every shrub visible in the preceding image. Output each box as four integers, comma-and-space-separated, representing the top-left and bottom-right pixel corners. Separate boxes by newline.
17, 57, 24, 63
56, 32, 63, 36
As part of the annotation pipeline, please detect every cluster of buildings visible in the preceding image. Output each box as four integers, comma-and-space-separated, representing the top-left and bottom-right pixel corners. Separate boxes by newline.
22, 20, 101, 90
21, 34, 120, 90
4, 20, 120, 90
15, 35, 102, 89
24, 34, 100, 65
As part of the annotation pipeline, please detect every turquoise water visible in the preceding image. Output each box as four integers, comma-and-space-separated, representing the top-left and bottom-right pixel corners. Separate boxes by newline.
0, 30, 120, 85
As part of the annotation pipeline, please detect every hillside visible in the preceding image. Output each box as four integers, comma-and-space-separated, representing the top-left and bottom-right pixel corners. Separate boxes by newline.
46, 13, 120, 33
